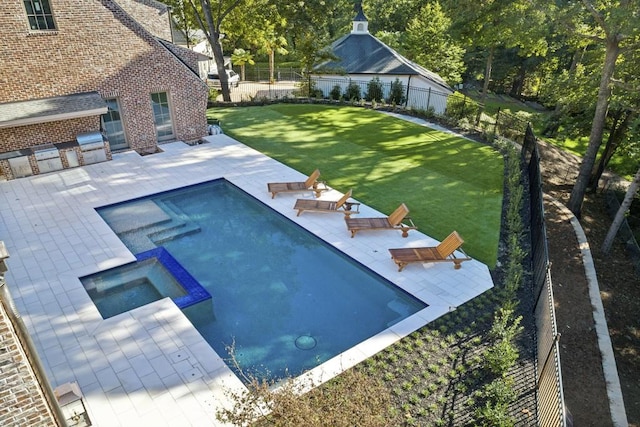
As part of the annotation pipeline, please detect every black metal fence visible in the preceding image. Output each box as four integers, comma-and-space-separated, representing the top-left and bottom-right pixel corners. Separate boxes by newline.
217, 70, 452, 115
309, 76, 451, 114
522, 125, 567, 426
239, 66, 302, 82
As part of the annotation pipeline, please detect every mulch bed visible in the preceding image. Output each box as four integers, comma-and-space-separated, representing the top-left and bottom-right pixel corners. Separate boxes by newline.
545, 200, 613, 427
538, 139, 640, 426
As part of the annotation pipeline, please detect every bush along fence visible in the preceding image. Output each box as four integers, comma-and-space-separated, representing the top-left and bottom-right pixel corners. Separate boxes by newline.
308, 76, 450, 115
522, 124, 568, 426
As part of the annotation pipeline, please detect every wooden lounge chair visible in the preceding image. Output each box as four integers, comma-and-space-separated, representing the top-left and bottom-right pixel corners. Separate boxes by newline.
267, 169, 328, 198
345, 203, 417, 238
293, 189, 360, 217
388, 231, 471, 271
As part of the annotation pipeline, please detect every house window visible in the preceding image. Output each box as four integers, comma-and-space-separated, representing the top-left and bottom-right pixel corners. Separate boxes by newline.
101, 99, 128, 151
151, 92, 174, 141
24, 0, 56, 31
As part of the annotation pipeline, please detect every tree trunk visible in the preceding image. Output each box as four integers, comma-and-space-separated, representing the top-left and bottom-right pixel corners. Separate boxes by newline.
601, 166, 640, 253
566, 36, 621, 217
480, 46, 494, 104
211, 37, 231, 101
269, 49, 275, 83
509, 64, 526, 98
587, 109, 633, 192
200, 0, 231, 101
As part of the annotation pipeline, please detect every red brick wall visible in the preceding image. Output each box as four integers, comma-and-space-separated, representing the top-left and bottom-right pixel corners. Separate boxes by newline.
0, 117, 99, 153
0, 301, 57, 427
0, 0, 208, 153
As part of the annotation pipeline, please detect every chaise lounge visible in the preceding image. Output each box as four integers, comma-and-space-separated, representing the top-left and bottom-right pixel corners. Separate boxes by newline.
345, 203, 416, 238
293, 189, 360, 217
388, 231, 471, 271
267, 169, 328, 198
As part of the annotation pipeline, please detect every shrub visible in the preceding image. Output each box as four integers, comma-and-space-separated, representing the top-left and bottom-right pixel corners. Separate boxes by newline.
297, 78, 324, 98
329, 84, 342, 100
485, 339, 520, 376
217, 368, 400, 426
474, 377, 517, 427
366, 77, 384, 102
388, 78, 405, 104
345, 80, 361, 101
489, 308, 523, 343
484, 308, 523, 375
445, 92, 481, 123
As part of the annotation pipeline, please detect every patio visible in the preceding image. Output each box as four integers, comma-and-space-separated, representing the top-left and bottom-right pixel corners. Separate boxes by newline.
0, 135, 494, 426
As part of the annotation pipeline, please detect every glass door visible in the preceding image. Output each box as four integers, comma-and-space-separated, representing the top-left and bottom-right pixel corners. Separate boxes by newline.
151, 92, 174, 141
101, 98, 128, 151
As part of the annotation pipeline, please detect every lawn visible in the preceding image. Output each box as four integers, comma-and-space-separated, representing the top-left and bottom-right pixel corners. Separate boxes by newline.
208, 104, 504, 267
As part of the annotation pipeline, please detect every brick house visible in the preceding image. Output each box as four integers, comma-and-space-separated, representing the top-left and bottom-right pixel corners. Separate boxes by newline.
0, 0, 209, 180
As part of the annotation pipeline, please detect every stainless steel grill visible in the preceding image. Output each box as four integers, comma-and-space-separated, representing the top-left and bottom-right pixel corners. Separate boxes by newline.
76, 131, 107, 164
33, 144, 59, 161
76, 131, 104, 151
33, 144, 63, 173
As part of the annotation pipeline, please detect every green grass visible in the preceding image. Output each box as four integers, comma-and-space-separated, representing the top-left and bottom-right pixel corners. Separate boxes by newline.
208, 104, 504, 266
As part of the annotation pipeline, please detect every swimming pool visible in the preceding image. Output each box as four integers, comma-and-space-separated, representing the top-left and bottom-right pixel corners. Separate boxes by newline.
94, 179, 427, 382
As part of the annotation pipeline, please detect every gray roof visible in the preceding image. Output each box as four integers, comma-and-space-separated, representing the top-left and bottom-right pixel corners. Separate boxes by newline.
0, 92, 107, 129
315, 33, 452, 92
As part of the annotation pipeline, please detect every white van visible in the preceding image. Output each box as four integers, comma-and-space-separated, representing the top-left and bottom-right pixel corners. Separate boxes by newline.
206, 69, 240, 89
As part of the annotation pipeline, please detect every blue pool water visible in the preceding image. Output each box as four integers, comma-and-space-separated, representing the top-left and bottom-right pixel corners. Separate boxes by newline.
95, 179, 427, 381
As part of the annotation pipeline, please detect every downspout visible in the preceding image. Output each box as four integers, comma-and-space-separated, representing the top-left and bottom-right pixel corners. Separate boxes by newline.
405, 75, 411, 108
0, 242, 68, 427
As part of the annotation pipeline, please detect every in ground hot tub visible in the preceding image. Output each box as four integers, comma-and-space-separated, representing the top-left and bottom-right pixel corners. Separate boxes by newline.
81, 247, 211, 319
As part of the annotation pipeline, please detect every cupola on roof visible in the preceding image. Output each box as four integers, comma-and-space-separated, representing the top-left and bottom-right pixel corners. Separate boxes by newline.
352, 1, 369, 34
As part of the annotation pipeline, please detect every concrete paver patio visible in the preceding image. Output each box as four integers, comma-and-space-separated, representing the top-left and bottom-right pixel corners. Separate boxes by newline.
0, 135, 494, 426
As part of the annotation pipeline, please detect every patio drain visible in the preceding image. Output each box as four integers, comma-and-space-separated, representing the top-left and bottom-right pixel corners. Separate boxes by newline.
295, 335, 317, 350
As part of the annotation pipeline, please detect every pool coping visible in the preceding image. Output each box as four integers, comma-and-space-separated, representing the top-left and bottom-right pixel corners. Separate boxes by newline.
0, 135, 495, 426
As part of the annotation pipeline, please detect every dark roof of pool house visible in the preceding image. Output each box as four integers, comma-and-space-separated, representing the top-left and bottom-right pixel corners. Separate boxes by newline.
313, 5, 452, 93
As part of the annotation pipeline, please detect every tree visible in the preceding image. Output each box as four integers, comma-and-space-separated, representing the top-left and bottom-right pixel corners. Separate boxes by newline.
260, 28, 288, 83
231, 48, 254, 81
566, 0, 640, 216
404, 2, 465, 85
363, 0, 422, 34
187, 0, 245, 101
443, 0, 548, 104
601, 166, 640, 253
294, 29, 337, 76
587, 36, 640, 190
275, 0, 351, 74
164, 0, 202, 48
588, 109, 637, 190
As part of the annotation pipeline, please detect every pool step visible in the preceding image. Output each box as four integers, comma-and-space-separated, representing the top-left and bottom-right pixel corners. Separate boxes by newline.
149, 221, 201, 245
113, 197, 202, 253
